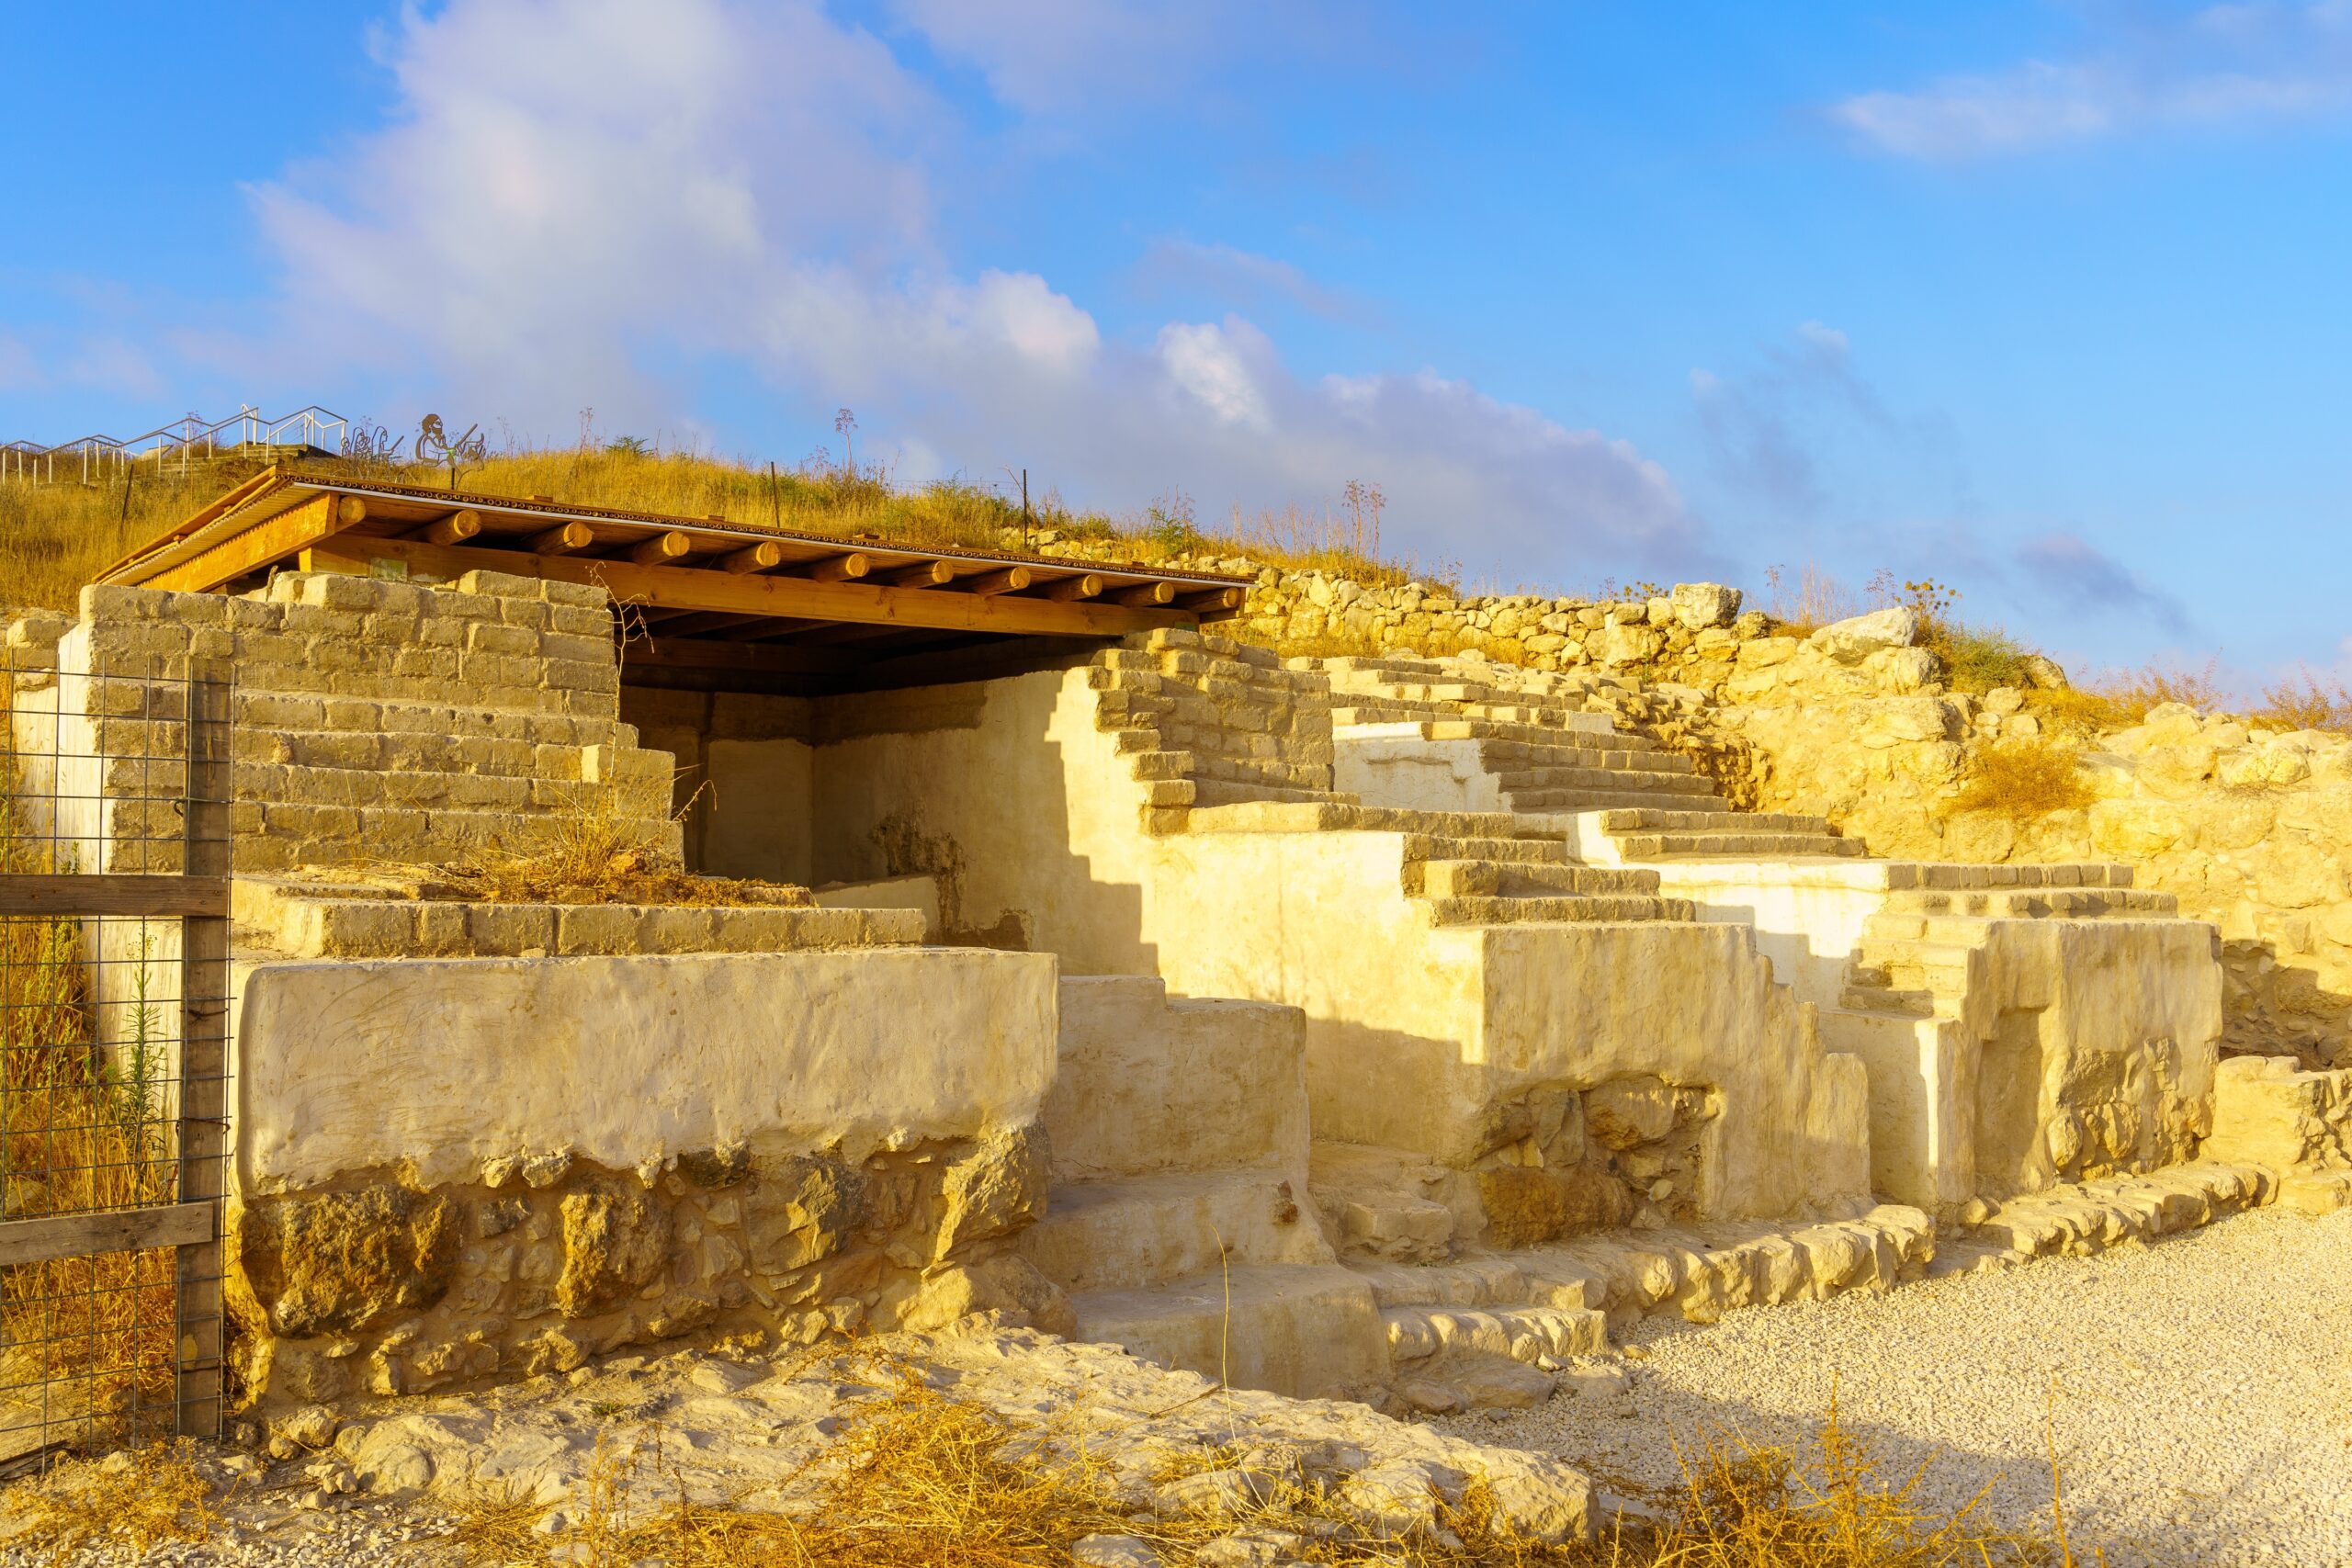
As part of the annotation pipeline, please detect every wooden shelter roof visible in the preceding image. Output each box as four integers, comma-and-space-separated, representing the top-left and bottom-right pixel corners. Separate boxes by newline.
100, 470, 1250, 694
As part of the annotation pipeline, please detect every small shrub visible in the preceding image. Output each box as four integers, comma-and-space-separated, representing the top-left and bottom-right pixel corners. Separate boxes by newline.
1946, 738, 2096, 821
1762, 564, 1859, 634
2259, 669, 2352, 733
2045, 657, 2231, 729
383, 789, 808, 908
1929, 622, 2032, 693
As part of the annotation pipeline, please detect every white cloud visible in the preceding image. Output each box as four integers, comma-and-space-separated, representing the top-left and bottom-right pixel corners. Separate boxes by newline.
224, 0, 1698, 580
882, 0, 1223, 114
1129, 238, 1368, 323
1156, 319, 1272, 430
1829, 1, 2352, 158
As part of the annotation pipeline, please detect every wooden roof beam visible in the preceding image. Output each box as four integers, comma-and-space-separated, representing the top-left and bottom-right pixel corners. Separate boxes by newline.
719, 540, 784, 574
966, 565, 1033, 597
297, 535, 1199, 639
799, 553, 870, 582
628, 530, 694, 567
529, 521, 595, 554
409, 507, 482, 547
880, 559, 956, 589
1040, 573, 1103, 602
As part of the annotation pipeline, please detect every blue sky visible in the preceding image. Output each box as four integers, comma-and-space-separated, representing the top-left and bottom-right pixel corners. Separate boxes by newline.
3, 1, 2348, 685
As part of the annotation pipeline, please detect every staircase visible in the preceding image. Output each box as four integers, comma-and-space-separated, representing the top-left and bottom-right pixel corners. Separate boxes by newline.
1313, 657, 1866, 853
1590, 807, 1862, 861
1837, 881, 2177, 1021
1019, 976, 1386, 1399
1088, 639, 1347, 829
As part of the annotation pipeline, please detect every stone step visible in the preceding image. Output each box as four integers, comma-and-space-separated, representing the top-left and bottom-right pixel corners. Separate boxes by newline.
232, 760, 590, 815
1191, 802, 1544, 838
1017, 1169, 1329, 1295
1397, 834, 1576, 866
1068, 1263, 1386, 1399
1458, 702, 1616, 730
235, 882, 914, 959
1510, 790, 1726, 816
1611, 831, 1867, 860
1329, 705, 1623, 744
1594, 807, 1841, 836
1408, 860, 1662, 900
1381, 1303, 1610, 1369
1895, 886, 2172, 918
1344, 1257, 1601, 1313
1423, 894, 1695, 926
1862, 911, 2000, 946
235, 727, 592, 779
1190, 779, 1337, 807
1835, 982, 1949, 1019
1511, 781, 1723, 815
1496, 755, 1697, 789
1880, 863, 2136, 894
1474, 731, 1653, 760
1429, 717, 1646, 749
1858, 938, 1977, 977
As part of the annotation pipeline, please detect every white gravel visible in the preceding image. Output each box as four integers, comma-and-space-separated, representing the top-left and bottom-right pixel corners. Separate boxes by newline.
1442, 1203, 2352, 1567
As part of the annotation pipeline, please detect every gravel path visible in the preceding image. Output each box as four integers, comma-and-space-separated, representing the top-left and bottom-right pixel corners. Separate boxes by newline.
1442, 1203, 2352, 1567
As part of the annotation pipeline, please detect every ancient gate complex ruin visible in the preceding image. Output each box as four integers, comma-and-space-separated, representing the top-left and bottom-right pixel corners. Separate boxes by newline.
6, 468, 2341, 1430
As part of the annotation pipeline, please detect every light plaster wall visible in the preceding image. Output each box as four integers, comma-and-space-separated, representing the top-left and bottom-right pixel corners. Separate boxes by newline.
805, 667, 1870, 1223
223, 946, 1066, 1410
1334, 730, 1503, 813
1823, 919, 2222, 1208
811, 667, 1163, 961
1634, 862, 1891, 1008
233, 948, 1056, 1193
1047, 976, 1309, 1183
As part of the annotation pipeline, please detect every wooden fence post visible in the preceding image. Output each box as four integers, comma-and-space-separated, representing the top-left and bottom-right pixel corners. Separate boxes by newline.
175, 660, 231, 1436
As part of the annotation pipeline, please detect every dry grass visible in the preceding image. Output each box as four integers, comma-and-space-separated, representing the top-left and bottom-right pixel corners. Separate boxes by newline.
430, 1355, 2082, 1568
0, 465, 250, 614
2258, 668, 2352, 733
0, 439, 1439, 616
1945, 739, 2097, 822
1761, 565, 1861, 636
381, 789, 809, 908
0, 722, 181, 1439
2, 1439, 222, 1561
2038, 658, 2230, 730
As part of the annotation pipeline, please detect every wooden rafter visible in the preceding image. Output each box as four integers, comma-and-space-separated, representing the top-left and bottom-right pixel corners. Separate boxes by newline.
299, 534, 1203, 639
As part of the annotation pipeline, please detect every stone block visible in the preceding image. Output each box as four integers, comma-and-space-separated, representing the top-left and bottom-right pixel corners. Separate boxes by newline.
455, 569, 548, 601
231, 1188, 459, 1337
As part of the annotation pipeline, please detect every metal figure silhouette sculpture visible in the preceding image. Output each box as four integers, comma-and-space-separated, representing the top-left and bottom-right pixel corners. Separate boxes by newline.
417, 414, 487, 491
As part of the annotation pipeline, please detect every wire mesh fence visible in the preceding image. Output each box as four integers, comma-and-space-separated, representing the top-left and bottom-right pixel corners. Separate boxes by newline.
0, 647, 231, 1468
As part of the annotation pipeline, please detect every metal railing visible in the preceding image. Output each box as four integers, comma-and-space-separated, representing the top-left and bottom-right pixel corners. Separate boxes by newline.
0, 405, 347, 484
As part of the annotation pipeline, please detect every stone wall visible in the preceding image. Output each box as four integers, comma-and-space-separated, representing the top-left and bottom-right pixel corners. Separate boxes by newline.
6, 570, 677, 876
226, 946, 1061, 1409
1027, 537, 2346, 1068
2205, 1055, 2352, 1213
767, 655, 1872, 1227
